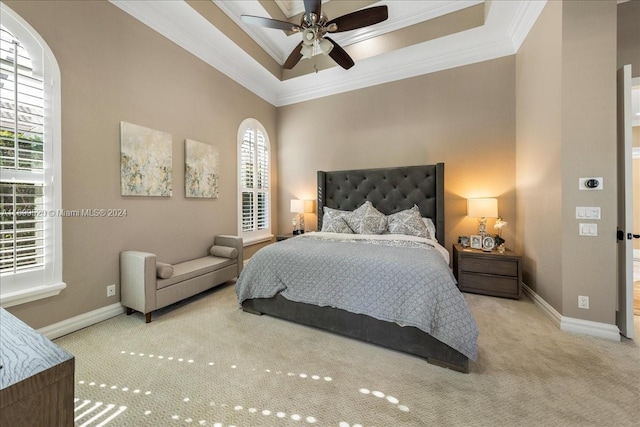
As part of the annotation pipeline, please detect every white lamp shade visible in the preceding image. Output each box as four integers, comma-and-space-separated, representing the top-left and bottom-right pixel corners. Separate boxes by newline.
290, 199, 305, 214
301, 44, 314, 59
467, 198, 498, 218
319, 38, 334, 55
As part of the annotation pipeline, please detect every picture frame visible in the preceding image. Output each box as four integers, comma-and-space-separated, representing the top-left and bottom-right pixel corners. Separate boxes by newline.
458, 236, 470, 247
185, 139, 219, 198
470, 235, 482, 249
482, 235, 495, 251
120, 121, 172, 197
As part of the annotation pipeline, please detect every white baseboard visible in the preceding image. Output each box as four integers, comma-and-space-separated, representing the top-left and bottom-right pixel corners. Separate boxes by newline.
38, 302, 125, 340
560, 316, 621, 341
522, 283, 620, 341
522, 283, 561, 328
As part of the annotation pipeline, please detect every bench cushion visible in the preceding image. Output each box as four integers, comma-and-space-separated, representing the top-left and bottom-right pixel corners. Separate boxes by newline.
156, 256, 235, 290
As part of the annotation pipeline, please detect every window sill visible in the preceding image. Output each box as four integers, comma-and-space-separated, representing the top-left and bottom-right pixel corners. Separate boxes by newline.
0, 281, 67, 308
242, 234, 274, 247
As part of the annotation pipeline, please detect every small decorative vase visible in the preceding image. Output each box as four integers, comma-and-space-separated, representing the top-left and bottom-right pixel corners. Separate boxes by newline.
497, 243, 505, 254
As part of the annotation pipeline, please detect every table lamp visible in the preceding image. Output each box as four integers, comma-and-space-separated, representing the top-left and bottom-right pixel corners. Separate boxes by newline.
467, 198, 498, 237
290, 199, 305, 234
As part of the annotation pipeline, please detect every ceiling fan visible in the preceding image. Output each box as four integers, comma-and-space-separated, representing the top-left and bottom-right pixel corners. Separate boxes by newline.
240, 0, 388, 70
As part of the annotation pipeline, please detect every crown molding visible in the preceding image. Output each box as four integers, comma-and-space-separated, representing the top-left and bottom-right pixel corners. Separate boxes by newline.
325, 0, 484, 50
276, 29, 515, 106
508, 0, 547, 51
213, 0, 290, 64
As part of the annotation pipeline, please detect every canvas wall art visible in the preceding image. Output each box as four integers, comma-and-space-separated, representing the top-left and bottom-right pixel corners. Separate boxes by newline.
120, 121, 172, 197
185, 139, 219, 198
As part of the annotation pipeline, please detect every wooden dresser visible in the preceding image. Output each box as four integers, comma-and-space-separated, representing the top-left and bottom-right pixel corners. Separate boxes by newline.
0, 308, 75, 426
452, 243, 522, 299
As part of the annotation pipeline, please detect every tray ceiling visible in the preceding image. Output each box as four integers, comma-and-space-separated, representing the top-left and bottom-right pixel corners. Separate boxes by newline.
110, 0, 547, 106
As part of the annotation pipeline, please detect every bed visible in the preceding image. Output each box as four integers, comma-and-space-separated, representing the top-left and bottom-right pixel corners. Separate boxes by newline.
236, 164, 478, 372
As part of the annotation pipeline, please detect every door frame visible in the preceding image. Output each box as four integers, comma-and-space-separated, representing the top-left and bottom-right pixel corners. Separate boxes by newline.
616, 65, 634, 338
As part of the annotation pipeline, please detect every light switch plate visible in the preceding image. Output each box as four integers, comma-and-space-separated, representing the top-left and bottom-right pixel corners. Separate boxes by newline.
576, 207, 601, 219
579, 223, 598, 236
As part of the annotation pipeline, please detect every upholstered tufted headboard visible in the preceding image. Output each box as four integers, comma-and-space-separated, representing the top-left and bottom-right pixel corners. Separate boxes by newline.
317, 163, 445, 246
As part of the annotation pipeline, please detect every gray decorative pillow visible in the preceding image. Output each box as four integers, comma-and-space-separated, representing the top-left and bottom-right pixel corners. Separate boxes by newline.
210, 245, 238, 259
345, 201, 387, 235
387, 205, 432, 239
156, 262, 174, 279
321, 207, 354, 234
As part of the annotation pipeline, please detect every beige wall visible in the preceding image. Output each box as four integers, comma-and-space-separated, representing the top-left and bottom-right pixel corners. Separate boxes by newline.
560, 1, 617, 322
277, 56, 517, 253
515, 0, 564, 310
4, 0, 278, 328
516, 0, 618, 324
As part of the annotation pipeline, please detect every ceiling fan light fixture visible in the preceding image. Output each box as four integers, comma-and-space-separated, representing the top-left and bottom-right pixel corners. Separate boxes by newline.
300, 44, 314, 59
319, 38, 333, 55
302, 28, 316, 45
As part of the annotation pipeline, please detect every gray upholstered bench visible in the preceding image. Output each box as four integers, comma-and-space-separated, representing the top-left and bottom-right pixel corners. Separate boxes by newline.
120, 235, 243, 323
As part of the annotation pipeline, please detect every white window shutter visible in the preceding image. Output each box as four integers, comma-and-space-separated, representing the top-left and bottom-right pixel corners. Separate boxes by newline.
0, 28, 46, 275
238, 120, 270, 240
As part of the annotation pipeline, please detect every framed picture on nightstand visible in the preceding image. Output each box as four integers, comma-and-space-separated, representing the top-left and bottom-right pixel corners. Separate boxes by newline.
458, 236, 470, 247
470, 234, 482, 249
482, 235, 495, 251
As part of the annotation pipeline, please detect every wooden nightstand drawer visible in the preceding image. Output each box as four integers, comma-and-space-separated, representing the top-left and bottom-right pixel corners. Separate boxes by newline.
452, 244, 522, 299
459, 273, 519, 298
463, 257, 518, 277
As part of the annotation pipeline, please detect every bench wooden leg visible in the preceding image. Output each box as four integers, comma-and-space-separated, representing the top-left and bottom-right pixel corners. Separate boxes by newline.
126, 307, 133, 315
145, 312, 152, 323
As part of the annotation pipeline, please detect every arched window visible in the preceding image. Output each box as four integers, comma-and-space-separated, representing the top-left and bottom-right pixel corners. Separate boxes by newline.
237, 118, 271, 244
0, 4, 64, 307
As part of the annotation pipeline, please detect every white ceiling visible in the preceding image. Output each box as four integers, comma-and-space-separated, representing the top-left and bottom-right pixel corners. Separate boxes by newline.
109, 0, 548, 107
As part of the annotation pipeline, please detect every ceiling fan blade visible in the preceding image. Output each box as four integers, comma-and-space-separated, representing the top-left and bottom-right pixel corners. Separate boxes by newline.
327, 5, 388, 33
324, 37, 354, 70
283, 41, 304, 69
303, 0, 322, 20
241, 15, 301, 32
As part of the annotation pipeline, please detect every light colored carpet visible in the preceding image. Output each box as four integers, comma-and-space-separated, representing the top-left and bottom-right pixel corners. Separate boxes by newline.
55, 283, 640, 427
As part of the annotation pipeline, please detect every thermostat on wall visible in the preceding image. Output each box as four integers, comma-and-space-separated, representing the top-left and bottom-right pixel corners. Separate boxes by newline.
579, 177, 603, 190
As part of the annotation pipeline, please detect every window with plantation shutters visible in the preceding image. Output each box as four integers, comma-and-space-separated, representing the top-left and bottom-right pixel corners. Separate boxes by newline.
1, 28, 45, 275
0, 5, 65, 307
238, 119, 271, 244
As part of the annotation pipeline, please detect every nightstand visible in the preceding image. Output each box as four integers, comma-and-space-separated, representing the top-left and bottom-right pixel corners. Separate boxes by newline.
276, 234, 295, 241
452, 243, 522, 299
277, 232, 308, 241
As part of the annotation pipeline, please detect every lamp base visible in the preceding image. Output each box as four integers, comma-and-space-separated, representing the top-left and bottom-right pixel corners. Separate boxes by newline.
477, 217, 487, 237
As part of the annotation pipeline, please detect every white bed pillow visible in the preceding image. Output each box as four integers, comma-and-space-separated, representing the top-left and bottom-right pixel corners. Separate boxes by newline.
422, 217, 437, 241
387, 205, 432, 240
321, 207, 354, 234
345, 201, 387, 235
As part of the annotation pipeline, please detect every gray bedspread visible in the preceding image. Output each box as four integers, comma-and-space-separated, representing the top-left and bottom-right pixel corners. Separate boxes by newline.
236, 233, 478, 360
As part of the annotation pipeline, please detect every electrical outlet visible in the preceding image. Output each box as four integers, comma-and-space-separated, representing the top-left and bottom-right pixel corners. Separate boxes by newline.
578, 295, 589, 309
107, 284, 116, 297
